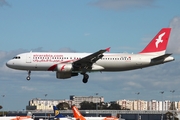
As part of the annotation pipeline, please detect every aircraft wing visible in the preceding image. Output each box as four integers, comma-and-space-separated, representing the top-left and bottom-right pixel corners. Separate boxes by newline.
73, 47, 110, 72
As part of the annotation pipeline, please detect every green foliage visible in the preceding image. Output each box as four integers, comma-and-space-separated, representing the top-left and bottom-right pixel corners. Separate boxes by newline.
56, 102, 70, 110
79, 101, 121, 110
165, 111, 179, 120
169, 102, 176, 110
107, 102, 121, 110
80, 101, 96, 110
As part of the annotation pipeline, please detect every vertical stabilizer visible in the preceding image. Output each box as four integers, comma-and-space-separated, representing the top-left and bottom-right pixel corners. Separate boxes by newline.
72, 106, 86, 120
53, 106, 66, 118
140, 28, 171, 55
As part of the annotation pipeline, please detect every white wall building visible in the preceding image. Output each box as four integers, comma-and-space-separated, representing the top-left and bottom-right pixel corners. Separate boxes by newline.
117, 99, 133, 110
117, 99, 173, 111
28, 98, 72, 110
70, 95, 104, 108
117, 100, 147, 110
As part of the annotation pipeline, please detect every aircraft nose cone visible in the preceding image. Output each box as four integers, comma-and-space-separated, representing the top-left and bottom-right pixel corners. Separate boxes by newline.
6, 60, 13, 68
6, 61, 10, 67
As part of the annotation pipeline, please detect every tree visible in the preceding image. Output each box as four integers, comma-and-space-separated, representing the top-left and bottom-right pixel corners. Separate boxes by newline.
107, 102, 121, 110
0, 105, 2, 109
169, 102, 176, 110
56, 102, 70, 110
165, 111, 178, 120
168, 102, 178, 119
79, 101, 121, 110
80, 101, 96, 110
99, 102, 108, 110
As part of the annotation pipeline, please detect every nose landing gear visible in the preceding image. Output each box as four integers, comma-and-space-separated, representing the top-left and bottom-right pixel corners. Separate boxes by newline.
26, 70, 31, 81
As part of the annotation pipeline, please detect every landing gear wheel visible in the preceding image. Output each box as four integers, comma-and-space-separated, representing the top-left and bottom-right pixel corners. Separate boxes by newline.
26, 70, 31, 81
26, 76, 30, 80
82, 74, 89, 83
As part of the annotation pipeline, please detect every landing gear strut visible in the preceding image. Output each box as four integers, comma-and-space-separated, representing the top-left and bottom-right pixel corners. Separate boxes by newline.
82, 73, 89, 83
26, 70, 31, 81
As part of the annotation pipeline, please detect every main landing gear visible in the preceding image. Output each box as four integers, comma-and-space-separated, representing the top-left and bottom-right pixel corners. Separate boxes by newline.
26, 70, 31, 81
82, 73, 89, 83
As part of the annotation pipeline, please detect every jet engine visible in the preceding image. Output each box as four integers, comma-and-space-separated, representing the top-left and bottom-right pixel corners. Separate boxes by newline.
56, 64, 78, 79
57, 63, 73, 72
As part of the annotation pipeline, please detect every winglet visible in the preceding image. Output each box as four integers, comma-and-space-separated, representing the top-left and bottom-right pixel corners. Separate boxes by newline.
106, 47, 110, 52
72, 106, 86, 120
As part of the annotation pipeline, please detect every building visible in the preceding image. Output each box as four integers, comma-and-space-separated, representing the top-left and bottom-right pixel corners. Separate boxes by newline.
27, 98, 73, 110
117, 100, 147, 110
177, 101, 180, 110
70, 95, 104, 108
117, 99, 173, 111
148, 100, 157, 110
27, 96, 180, 111
117, 99, 133, 110
164, 100, 171, 111
27, 95, 104, 110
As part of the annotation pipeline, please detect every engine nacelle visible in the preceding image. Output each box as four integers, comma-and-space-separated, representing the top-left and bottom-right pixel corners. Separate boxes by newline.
57, 63, 73, 72
56, 72, 72, 79
56, 72, 78, 79
56, 64, 78, 79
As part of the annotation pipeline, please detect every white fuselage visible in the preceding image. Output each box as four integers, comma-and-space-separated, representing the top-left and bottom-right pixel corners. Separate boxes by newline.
6, 52, 174, 72
0, 116, 33, 120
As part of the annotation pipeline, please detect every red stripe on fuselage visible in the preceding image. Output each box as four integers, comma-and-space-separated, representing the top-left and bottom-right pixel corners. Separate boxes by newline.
48, 64, 57, 71
48, 60, 75, 71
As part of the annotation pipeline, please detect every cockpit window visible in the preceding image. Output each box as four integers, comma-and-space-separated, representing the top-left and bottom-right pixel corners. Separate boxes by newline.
13, 56, 21, 59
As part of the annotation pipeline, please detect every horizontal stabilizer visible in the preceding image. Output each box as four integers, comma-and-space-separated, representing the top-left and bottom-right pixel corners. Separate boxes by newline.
151, 54, 172, 62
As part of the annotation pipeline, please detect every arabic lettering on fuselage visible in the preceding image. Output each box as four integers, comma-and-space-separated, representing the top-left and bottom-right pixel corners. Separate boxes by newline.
33, 54, 70, 62
32, 54, 131, 63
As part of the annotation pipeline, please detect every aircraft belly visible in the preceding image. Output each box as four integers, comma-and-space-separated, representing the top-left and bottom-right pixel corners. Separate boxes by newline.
32, 62, 53, 71
97, 59, 151, 71
16, 62, 53, 71
97, 61, 137, 71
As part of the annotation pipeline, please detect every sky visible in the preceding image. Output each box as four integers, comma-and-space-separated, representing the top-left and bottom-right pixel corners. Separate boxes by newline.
0, 0, 180, 111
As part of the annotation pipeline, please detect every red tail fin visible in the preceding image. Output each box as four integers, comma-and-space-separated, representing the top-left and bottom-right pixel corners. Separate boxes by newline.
72, 106, 86, 120
140, 28, 171, 55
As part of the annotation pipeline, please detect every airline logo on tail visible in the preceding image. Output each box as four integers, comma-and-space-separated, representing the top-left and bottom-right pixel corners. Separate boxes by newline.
55, 110, 60, 117
140, 28, 171, 55
155, 32, 165, 48
53, 106, 66, 118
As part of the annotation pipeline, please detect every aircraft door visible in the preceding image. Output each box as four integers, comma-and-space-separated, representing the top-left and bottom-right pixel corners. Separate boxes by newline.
26, 53, 31, 63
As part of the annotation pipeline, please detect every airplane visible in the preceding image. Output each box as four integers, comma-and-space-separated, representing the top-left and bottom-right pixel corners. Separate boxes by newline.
72, 105, 119, 120
53, 106, 75, 120
53, 106, 66, 118
6, 28, 174, 83
0, 116, 33, 120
